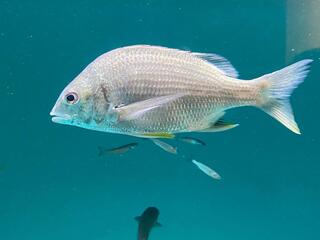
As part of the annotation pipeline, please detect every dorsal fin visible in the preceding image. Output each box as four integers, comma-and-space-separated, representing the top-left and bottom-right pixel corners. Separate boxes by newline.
192, 52, 239, 78
116, 45, 239, 78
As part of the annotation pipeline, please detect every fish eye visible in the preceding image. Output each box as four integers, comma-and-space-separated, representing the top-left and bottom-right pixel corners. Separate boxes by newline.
65, 92, 79, 104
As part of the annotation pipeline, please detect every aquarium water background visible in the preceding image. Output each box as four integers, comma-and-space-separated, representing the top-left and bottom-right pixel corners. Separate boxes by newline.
0, 1, 319, 239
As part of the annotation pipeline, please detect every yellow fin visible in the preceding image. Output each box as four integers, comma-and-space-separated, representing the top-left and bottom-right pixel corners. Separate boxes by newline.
141, 132, 175, 139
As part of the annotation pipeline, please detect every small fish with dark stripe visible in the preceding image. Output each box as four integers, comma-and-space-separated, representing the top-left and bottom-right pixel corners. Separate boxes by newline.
179, 136, 206, 146
98, 143, 138, 156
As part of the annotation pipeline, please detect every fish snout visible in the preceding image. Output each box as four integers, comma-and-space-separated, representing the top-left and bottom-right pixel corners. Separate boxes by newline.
50, 106, 71, 124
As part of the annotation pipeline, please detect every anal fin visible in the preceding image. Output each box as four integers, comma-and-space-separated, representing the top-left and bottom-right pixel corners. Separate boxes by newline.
197, 119, 239, 133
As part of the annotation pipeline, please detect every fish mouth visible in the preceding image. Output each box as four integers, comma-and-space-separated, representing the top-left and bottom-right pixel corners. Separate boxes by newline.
50, 111, 71, 124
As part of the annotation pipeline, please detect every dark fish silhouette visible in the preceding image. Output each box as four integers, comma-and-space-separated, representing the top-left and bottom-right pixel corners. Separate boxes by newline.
135, 207, 161, 240
98, 143, 138, 156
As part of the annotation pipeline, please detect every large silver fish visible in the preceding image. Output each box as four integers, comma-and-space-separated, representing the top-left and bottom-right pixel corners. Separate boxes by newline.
50, 45, 312, 138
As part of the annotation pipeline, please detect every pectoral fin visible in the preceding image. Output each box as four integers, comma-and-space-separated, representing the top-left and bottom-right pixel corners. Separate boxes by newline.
134, 216, 141, 222
116, 94, 185, 121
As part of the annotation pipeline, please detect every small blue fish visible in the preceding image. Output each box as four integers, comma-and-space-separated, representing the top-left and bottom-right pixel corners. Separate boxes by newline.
192, 159, 221, 180
150, 139, 177, 154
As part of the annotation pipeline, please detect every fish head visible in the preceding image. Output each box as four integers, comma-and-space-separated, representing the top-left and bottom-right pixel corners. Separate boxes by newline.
143, 207, 160, 219
50, 71, 109, 130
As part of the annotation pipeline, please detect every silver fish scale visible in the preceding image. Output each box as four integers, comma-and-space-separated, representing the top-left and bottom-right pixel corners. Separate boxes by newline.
90, 45, 259, 134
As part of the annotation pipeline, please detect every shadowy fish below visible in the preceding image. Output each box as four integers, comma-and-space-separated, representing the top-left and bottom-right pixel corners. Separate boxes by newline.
135, 207, 161, 240
98, 143, 138, 156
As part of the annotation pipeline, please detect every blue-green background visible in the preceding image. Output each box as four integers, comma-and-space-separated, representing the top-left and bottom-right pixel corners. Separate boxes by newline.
1, 1, 319, 239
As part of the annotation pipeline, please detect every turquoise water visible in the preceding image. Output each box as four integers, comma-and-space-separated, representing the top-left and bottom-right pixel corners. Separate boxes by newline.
1, 1, 320, 239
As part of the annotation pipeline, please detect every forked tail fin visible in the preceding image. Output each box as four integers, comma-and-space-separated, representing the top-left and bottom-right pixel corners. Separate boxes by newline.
256, 59, 313, 134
